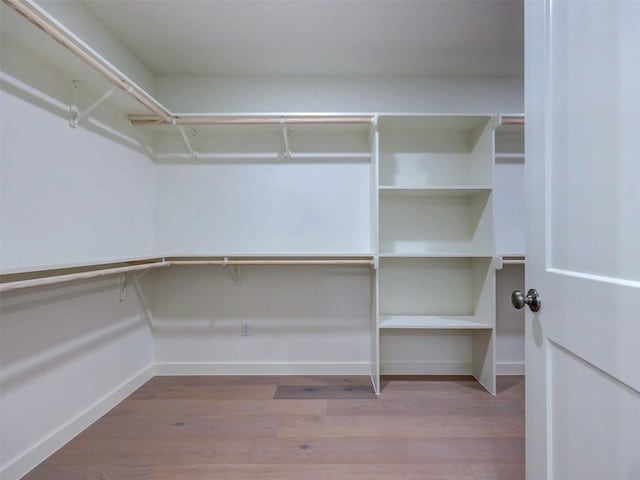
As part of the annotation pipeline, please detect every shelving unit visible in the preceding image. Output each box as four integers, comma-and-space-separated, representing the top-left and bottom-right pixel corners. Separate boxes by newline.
374, 115, 497, 394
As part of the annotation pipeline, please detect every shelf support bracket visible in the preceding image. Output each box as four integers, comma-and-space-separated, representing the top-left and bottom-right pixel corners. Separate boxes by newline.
70, 84, 118, 128
119, 268, 152, 302
132, 276, 156, 328
222, 257, 241, 285
280, 118, 291, 160
177, 125, 198, 163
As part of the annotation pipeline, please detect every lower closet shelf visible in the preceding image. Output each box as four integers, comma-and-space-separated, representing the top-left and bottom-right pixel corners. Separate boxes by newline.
379, 315, 493, 329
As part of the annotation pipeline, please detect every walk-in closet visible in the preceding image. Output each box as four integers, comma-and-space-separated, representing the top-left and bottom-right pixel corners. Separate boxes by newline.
1, 1, 528, 479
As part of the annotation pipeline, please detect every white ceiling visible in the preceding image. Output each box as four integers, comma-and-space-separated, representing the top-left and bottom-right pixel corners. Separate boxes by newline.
79, 0, 523, 78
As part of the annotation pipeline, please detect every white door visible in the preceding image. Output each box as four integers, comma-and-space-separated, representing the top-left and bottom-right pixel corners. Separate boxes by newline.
525, 1, 640, 479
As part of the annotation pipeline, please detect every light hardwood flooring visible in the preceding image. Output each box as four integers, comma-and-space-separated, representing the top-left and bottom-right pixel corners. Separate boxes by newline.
23, 375, 525, 480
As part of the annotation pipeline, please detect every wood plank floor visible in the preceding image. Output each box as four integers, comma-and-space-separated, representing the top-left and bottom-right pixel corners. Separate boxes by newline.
23, 375, 524, 480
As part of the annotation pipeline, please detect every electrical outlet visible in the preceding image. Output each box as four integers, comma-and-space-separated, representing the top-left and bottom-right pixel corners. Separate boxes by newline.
241, 322, 251, 336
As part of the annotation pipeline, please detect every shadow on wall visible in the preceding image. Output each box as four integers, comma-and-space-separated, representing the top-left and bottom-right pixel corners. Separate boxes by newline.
146, 266, 372, 341
0, 277, 147, 393
0, 39, 152, 160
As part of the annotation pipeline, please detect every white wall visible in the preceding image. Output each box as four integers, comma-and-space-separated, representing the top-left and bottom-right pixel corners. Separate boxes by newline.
0, 87, 156, 271
155, 162, 371, 255
0, 279, 154, 480
495, 162, 526, 256
157, 75, 522, 114
151, 266, 371, 374
0, 16, 156, 479
38, 0, 156, 95
0, 40, 156, 272
496, 265, 526, 374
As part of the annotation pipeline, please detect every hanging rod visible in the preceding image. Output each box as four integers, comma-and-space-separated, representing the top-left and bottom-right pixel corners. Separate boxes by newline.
502, 259, 526, 265
500, 115, 525, 127
0, 257, 375, 292
500, 255, 526, 266
4, 0, 174, 123
0, 261, 170, 293
129, 115, 374, 126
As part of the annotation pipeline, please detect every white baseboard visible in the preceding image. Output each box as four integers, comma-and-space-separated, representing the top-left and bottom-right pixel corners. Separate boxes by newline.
1, 365, 154, 480
496, 361, 525, 375
154, 362, 371, 376
380, 361, 473, 375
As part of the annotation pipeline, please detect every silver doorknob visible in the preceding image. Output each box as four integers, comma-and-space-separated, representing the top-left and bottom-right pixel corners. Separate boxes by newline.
511, 289, 541, 312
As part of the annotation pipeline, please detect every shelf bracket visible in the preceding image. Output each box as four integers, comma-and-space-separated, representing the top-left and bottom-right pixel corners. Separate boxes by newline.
70, 84, 118, 128
119, 268, 152, 302
222, 257, 241, 285
132, 276, 156, 328
177, 125, 198, 163
280, 118, 291, 160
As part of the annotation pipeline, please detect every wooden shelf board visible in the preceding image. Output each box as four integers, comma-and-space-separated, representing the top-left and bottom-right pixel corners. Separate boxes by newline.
379, 315, 493, 330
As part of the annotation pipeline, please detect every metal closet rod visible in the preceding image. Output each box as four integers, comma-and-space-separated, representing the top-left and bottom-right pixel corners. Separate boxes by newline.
4, 0, 174, 123
0, 258, 374, 292
128, 115, 375, 126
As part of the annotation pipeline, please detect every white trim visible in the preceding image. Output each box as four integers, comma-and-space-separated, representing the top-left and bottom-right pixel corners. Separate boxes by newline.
380, 361, 472, 375
0, 365, 154, 480
497, 361, 525, 375
154, 362, 370, 376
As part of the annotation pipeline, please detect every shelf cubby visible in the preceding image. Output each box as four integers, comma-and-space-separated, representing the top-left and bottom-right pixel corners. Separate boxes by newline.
379, 188, 493, 256
378, 115, 494, 188
378, 257, 494, 323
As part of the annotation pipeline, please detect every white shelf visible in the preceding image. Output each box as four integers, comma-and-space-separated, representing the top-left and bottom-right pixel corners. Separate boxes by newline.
495, 153, 525, 163
380, 315, 492, 330
165, 253, 375, 259
378, 186, 492, 197
379, 252, 494, 258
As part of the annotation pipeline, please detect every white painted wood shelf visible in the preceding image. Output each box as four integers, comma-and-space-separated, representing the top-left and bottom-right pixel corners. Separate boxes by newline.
379, 315, 492, 330
495, 153, 525, 162
378, 252, 494, 258
378, 186, 492, 197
